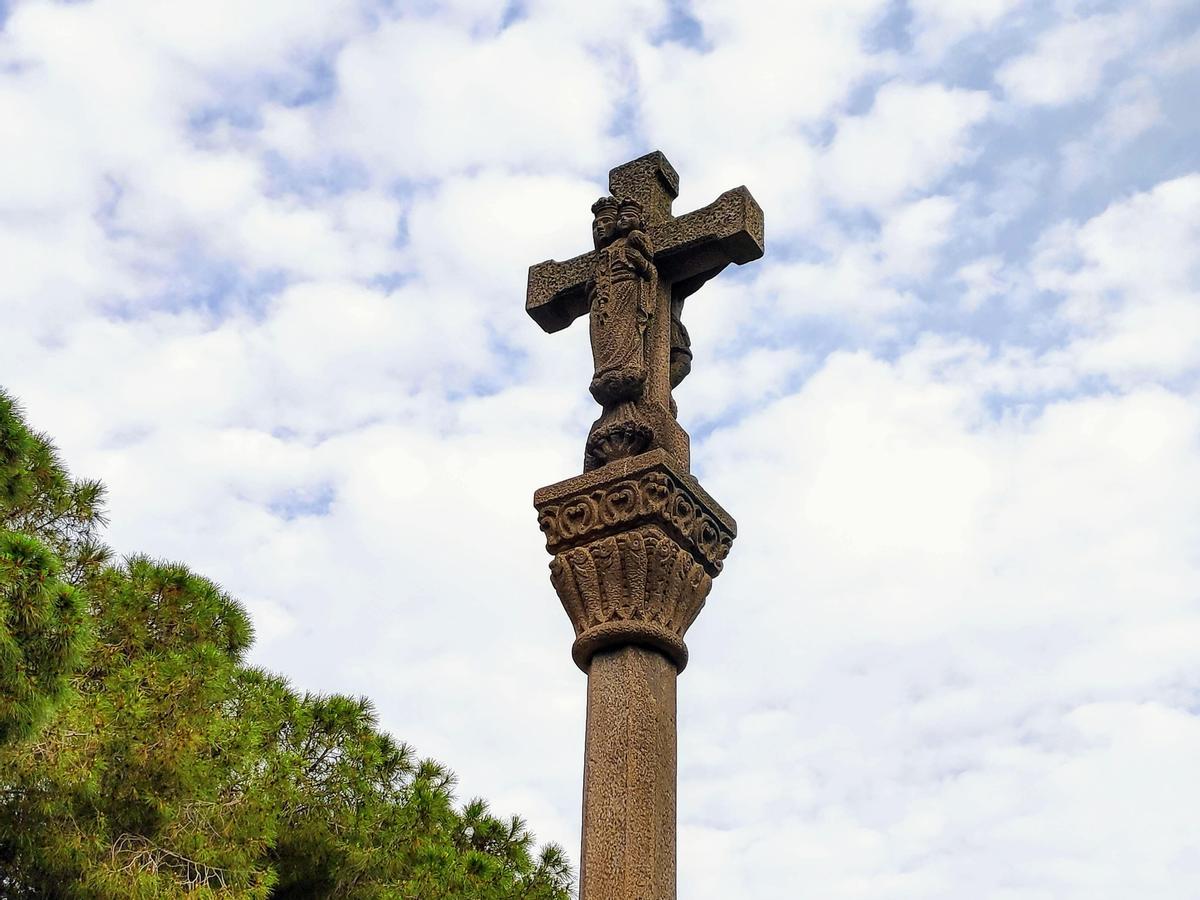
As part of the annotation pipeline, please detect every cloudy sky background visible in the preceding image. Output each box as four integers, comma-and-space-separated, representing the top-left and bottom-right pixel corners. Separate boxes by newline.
4, 0, 1200, 895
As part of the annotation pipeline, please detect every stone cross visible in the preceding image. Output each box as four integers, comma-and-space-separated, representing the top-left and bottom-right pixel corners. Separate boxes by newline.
527, 150, 764, 472
529, 152, 764, 900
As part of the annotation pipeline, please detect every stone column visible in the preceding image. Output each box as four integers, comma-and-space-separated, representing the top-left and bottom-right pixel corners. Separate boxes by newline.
534, 449, 736, 900
580, 645, 677, 898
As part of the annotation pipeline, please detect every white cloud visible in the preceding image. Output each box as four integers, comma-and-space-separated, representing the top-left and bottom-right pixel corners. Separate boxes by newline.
908, 0, 1024, 57
685, 345, 1200, 897
706, 194, 959, 346
1151, 26, 1200, 73
633, 0, 893, 235
821, 81, 990, 209
3, 1, 1200, 896
401, 170, 600, 299
1095, 76, 1165, 144
0, 0, 386, 333
758, 251, 916, 331
638, 0, 892, 147
877, 194, 958, 278
954, 255, 1011, 311
1059, 76, 1164, 189
1033, 174, 1200, 383
322, 17, 621, 181
997, 12, 1140, 107
674, 346, 810, 430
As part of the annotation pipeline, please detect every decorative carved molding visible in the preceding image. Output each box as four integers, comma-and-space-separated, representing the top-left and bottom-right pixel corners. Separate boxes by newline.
535, 449, 736, 672
550, 525, 710, 672
537, 467, 734, 577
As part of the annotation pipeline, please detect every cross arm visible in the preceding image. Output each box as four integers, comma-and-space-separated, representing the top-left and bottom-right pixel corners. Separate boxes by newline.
525, 185, 764, 333
649, 185, 764, 285
526, 250, 595, 333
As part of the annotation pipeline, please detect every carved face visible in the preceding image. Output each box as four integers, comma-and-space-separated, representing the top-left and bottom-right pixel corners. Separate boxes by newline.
592, 210, 617, 248
616, 206, 643, 235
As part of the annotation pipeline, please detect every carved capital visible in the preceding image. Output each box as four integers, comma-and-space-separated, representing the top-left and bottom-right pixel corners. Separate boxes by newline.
551, 526, 709, 671
534, 449, 736, 672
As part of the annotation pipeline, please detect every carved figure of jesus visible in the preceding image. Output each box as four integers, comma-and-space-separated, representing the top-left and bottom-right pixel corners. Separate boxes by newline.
587, 196, 655, 407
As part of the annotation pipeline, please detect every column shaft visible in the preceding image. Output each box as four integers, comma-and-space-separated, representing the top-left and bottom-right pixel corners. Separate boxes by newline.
580, 645, 677, 900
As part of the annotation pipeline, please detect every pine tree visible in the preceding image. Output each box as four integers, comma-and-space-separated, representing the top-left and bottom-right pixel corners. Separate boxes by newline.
0, 391, 573, 898
266, 693, 573, 898
0, 558, 283, 896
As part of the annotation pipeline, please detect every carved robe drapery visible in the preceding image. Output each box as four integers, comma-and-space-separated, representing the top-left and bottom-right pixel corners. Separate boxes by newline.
587, 228, 656, 406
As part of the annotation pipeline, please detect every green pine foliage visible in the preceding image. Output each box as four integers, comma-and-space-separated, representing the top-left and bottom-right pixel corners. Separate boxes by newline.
0, 531, 89, 744
266, 693, 572, 899
0, 392, 109, 584
0, 558, 280, 897
0, 392, 99, 745
0, 389, 573, 899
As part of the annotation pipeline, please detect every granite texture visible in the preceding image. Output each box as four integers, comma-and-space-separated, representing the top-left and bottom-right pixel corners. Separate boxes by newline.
580, 646, 677, 900
607, 151, 679, 226
535, 449, 736, 674
525, 150, 764, 476
526, 186, 766, 334
535, 449, 735, 578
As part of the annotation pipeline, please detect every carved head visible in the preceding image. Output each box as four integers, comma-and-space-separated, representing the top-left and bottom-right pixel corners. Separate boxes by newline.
591, 196, 619, 249
616, 197, 646, 236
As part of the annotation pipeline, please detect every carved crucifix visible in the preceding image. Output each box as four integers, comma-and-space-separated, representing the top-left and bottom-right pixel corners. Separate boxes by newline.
527, 151, 764, 472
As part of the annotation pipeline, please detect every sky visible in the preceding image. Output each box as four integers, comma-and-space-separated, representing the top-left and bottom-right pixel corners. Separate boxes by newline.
2, 0, 1199, 896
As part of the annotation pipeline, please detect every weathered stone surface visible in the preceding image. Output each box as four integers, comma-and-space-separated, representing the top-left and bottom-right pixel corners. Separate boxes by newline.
535, 449, 735, 576
536, 449, 734, 674
550, 525, 709, 672
526, 185, 766, 335
526, 251, 593, 333
653, 186, 765, 282
583, 195, 658, 470
580, 646, 677, 900
607, 150, 679, 226
525, 150, 764, 473
527, 153, 761, 900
